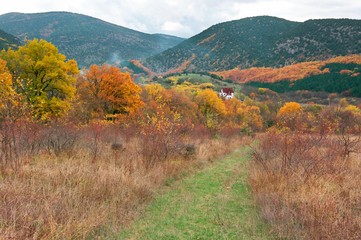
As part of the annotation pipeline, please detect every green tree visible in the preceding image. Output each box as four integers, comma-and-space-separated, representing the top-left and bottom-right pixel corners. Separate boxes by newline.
1, 39, 79, 120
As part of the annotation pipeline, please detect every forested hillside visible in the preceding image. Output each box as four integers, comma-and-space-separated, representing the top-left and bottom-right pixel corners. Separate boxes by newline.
0, 29, 20, 50
142, 16, 361, 73
0, 12, 184, 67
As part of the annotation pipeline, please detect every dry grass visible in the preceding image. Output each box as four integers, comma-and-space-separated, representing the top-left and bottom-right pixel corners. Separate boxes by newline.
0, 134, 244, 239
249, 132, 361, 239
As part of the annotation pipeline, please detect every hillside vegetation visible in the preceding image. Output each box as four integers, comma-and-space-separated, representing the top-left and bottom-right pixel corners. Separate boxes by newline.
215, 55, 361, 83
0, 12, 184, 67
0, 29, 20, 50
142, 16, 361, 73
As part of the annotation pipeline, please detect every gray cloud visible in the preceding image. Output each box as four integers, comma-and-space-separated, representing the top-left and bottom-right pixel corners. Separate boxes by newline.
1, 0, 361, 37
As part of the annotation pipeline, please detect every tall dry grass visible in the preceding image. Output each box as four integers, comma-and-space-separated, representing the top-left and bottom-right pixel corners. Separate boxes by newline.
0, 123, 245, 239
249, 130, 361, 239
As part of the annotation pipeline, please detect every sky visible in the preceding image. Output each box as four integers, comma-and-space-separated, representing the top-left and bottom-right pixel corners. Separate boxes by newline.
1, 0, 361, 38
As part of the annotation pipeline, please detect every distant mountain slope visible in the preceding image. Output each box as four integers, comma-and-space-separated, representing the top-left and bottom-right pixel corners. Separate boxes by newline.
0, 29, 20, 50
246, 61, 361, 97
142, 16, 361, 73
0, 12, 184, 67
215, 55, 361, 83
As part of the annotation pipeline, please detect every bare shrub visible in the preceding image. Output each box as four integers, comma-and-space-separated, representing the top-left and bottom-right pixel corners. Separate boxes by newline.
44, 120, 79, 157
0, 117, 44, 173
85, 121, 107, 162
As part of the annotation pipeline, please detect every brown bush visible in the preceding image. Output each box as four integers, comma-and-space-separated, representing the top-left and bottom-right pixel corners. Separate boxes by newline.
249, 130, 361, 239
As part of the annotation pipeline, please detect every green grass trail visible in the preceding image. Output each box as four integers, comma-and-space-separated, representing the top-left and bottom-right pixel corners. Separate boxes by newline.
114, 148, 273, 240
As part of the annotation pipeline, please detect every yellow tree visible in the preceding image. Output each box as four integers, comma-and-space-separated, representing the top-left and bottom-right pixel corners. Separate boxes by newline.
242, 106, 263, 131
145, 84, 171, 105
225, 98, 262, 132
0, 59, 13, 110
0, 59, 26, 120
1, 39, 79, 119
77, 64, 143, 120
142, 84, 199, 124
277, 102, 303, 130
194, 89, 226, 131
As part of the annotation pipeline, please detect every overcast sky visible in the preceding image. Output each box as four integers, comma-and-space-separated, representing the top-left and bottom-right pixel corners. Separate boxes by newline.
1, 0, 361, 38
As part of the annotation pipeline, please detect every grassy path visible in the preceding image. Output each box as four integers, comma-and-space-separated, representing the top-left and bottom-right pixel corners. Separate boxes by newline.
114, 147, 272, 239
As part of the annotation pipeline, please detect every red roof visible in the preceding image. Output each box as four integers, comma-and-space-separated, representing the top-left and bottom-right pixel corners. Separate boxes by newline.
220, 88, 234, 95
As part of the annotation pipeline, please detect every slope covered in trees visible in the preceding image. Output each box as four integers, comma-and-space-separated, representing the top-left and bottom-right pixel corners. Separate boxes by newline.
0, 29, 20, 50
0, 12, 184, 67
215, 55, 361, 83
246, 60, 361, 97
142, 16, 361, 73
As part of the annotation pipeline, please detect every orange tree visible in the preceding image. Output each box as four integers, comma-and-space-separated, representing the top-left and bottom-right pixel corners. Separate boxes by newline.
77, 64, 143, 120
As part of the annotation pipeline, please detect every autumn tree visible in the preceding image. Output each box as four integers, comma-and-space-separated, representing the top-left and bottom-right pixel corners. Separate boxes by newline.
0, 59, 13, 111
77, 64, 143, 120
224, 98, 262, 132
194, 89, 226, 131
144, 84, 171, 106
142, 84, 198, 124
0, 59, 27, 120
329, 104, 361, 159
1, 39, 79, 120
277, 102, 303, 130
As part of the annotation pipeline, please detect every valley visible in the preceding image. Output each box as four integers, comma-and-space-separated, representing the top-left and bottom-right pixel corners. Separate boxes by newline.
0, 10, 361, 240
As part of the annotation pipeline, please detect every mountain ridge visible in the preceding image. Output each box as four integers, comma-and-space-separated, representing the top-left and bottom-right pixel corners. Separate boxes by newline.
0, 11, 185, 67
141, 16, 361, 73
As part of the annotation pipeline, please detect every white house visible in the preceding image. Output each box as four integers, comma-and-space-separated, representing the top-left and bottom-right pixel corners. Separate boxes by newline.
219, 88, 235, 100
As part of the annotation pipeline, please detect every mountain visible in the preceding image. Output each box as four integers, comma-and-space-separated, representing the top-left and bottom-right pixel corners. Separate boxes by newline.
0, 29, 20, 50
141, 16, 361, 73
0, 12, 184, 67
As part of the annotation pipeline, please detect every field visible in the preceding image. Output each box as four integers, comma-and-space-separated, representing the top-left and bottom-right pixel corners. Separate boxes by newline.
0, 122, 246, 239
